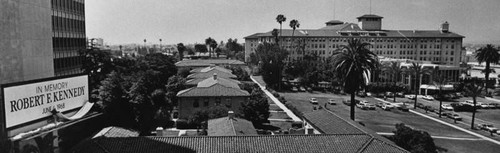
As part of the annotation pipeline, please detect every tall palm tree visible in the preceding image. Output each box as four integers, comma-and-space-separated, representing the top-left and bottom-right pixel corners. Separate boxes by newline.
408, 62, 431, 109
431, 67, 449, 118
289, 19, 300, 37
383, 61, 403, 102
464, 80, 484, 129
475, 44, 500, 94
276, 14, 287, 46
333, 38, 379, 120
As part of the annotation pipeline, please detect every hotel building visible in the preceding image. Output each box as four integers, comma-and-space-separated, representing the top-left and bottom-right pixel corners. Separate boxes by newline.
244, 14, 465, 67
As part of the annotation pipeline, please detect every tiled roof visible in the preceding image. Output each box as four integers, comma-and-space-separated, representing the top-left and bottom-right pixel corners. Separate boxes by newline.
176, 59, 245, 67
186, 78, 241, 86
197, 77, 240, 89
73, 134, 398, 153
208, 117, 257, 136
325, 20, 344, 24
187, 69, 237, 79
92, 127, 139, 138
177, 84, 249, 97
303, 110, 366, 134
361, 138, 409, 153
190, 66, 232, 73
357, 14, 384, 19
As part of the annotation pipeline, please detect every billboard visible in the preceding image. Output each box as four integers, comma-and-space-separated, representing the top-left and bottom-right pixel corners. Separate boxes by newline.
2, 75, 89, 128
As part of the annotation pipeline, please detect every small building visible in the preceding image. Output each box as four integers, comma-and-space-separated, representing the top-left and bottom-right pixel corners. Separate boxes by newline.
176, 74, 250, 119
208, 111, 257, 136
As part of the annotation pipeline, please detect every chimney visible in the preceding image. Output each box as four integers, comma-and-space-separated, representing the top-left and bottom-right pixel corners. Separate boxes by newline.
228, 111, 234, 119
156, 127, 164, 136
213, 73, 217, 80
441, 21, 449, 33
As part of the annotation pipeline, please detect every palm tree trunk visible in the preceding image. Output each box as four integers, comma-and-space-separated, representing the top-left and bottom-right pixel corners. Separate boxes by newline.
439, 89, 443, 118
471, 96, 477, 129
350, 92, 356, 120
485, 62, 490, 94
279, 23, 283, 47
414, 73, 419, 109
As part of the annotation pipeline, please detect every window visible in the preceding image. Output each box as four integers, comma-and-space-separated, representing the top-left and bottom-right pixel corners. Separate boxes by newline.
215, 98, 221, 106
193, 99, 199, 108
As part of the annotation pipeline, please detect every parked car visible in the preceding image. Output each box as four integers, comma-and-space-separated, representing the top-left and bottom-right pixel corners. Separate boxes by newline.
292, 87, 298, 92
385, 92, 394, 98
423, 95, 434, 100
381, 103, 395, 110
448, 113, 462, 121
300, 86, 306, 92
490, 103, 500, 109
396, 92, 405, 98
357, 91, 367, 97
364, 103, 376, 110
376, 102, 384, 108
397, 104, 410, 112
406, 95, 416, 100
478, 123, 498, 132
480, 103, 491, 109
309, 98, 318, 104
441, 104, 453, 111
328, 99, 336, 105
343, 99, 359, 106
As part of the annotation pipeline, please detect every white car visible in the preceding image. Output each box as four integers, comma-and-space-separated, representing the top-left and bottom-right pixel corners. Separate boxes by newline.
328, 99, 336, 105
382, 103, 395, 110
423, 95, 434, 100
309, 98, 318, 104
441, 104, 453, 110
406, 95, 416, 100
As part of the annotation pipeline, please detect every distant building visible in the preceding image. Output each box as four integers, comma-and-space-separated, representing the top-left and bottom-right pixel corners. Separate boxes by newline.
176, 74, 250, 119
175, 59, 245, 69
245, 14, 464, 66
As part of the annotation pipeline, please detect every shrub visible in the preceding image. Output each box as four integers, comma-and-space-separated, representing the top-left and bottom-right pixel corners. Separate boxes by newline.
279, 97, 287, 103
176, 119, 198, 129
272, 92, 280, 98
285, 103, 303, 118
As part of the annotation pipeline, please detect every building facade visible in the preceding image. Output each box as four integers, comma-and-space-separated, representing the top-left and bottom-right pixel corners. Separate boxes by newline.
52, 0, 86, 76
245, 14, 465, 67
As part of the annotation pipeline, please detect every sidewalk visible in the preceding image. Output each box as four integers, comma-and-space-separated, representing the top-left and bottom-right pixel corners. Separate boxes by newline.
250, 76, 301, 122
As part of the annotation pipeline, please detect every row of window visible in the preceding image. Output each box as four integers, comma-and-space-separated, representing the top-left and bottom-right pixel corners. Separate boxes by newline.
53, 38, 86, 49
54, 56, 83, 74
52, 15, 86, 33
52, 0, 85, 16
192, 98, 232, 108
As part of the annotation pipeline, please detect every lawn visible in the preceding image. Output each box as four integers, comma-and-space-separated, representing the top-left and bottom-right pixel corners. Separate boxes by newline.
433, 139, 500, 153
269, 112, 291, 119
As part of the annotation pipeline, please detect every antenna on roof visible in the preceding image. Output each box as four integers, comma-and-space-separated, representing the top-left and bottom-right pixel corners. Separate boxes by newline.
369, 0, 372, 14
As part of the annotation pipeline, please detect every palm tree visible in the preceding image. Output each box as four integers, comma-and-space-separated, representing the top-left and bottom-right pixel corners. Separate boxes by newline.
407, 62, 432, 109
333, 38, 379, 120
464, 80, 484, 129
276, 14, 287, 45
431, 67, 449, 118
205, 37, 216, 58
272, 29, 279, 44
383, 61, 403, 102
289, 19, 300, 37
475, 44, 500, 94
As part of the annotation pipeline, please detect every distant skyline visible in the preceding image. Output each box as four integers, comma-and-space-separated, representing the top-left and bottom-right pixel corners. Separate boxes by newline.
86, 0, 500, 45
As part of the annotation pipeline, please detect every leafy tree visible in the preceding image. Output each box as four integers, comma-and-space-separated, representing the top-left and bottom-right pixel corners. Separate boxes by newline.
195, 44, 208, 53
249, 53, 259, 66
275, 14, 287, 45
177, 67, 191, 78
255, 42, 289, 89
271, 29, 279, 44
475, 44, 500, 93
98, 71, 137, 129
79, 47, 113, 90
240, 86, 270, 124
464, 80, 484, 129
226, 66, 250, 81
165, 75, 187, 107
189, 106, 229, 126
177, 43, 186, 60
333, 38, 379, 120
391, 123, 437, 153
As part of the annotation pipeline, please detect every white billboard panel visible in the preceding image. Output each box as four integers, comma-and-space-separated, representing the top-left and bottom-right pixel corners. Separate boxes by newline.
3, 75, 89, 128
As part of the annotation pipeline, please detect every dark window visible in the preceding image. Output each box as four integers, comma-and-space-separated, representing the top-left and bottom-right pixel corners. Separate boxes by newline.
193, 99, 199, 108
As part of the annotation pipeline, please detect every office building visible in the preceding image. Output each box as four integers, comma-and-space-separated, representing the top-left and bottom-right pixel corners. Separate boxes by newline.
245, 14, 465, 66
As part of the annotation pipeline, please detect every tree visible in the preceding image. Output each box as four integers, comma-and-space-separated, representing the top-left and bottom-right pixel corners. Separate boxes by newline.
333, 38, 379, 120
165, 75, 187, 107
475, 44, 500, 94
271, 29, 279, 44
464, 80, 484, 129
391, 123, 437, 153
176, 43, 186, 60
289, 19, 300, 38
431, 67, 449, 118
79, 47, 113, 90
383, 61, 403, 102
255, 42, 289, 89
407, 62, 432, 109
98, 71, 137, 129
275, 14, 286, 45
240, 86, 270, 124
195, 44, 208, 53
205, 37, 217, 58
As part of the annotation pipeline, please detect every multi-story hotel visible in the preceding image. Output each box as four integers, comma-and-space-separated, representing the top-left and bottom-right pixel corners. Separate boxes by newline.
245, 14, 465, 66
0, 0, 86, 85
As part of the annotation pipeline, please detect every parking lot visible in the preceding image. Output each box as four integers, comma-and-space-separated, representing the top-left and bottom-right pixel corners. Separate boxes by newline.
278, 91, 500, 153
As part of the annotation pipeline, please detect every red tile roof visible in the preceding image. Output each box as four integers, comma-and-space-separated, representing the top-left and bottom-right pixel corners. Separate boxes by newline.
74, 134, 408, 153
208, 117, 257, 136
177, 84, 249, 97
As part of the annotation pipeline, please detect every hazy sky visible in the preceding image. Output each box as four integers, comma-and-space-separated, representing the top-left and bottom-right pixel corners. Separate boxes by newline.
85, 0, 500, 45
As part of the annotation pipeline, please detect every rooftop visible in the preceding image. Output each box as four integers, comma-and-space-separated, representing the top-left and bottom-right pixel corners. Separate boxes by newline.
357, 14, 384, 19
197, 76, 241, 89
187, 70, 237, 79
208, 117, 257, 136
175, 59, 245, 67
92, 127, 139, 138
190, 66, 232, 74
73, 134, 407, 153
186, 77, 241, 86
177, 84, 249, 97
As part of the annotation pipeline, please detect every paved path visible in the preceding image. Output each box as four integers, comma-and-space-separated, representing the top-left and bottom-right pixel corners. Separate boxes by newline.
376, 132, 484, 141
250, 76, 301, 122
374, 97, 500, 145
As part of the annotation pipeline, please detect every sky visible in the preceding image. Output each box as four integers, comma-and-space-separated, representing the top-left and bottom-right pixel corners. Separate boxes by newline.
85, 0, 500, 45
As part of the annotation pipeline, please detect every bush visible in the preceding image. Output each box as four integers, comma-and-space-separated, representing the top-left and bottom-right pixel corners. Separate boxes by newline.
176, 119, 198, 129
285, 103, 303, 118
279, 97, 287, 103
272, 92, 280, 98
390, 123, 437, 153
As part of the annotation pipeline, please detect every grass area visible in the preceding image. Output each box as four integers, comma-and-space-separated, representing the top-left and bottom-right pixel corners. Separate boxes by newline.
269, 104, 283, 111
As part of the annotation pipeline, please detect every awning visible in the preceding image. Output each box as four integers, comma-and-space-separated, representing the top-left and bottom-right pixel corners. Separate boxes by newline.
419, 84, 454, 90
